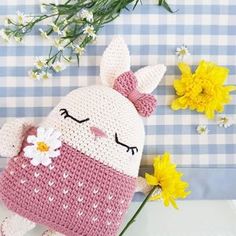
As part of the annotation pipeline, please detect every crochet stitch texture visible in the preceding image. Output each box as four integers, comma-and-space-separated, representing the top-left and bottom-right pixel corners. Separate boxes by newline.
0, 128, 135, 236
0, 37, 166, 236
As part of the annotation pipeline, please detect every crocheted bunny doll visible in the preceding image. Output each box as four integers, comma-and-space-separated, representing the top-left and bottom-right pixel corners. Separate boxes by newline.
0, 36, 166, 236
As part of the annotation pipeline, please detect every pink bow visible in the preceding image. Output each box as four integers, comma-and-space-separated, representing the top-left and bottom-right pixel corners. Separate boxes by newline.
113, 71, 157, 117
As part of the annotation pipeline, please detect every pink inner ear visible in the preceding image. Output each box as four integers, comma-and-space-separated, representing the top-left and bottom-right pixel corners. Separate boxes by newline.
90, 126, 107, 138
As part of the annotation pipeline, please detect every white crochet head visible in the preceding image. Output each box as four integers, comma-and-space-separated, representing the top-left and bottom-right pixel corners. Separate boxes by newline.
41, 36, 166, 177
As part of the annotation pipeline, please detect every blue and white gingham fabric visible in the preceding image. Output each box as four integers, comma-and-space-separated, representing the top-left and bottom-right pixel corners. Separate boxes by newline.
0, 0, 236, 198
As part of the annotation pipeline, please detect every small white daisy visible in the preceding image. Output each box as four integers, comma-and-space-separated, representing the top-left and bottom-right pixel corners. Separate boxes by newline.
50, 22, 62, 35
53, 38, 69, 51
0, 29, 10, 42
14, 36, 23, 42
16, 11, 27, 25
196, 125, 209, 135
23, 127, 61, 167
28, 70, 40, 80
83, 25, 96, 40
34, 57, 47, 69
53, 38, 64, 51
39, 28, 49, 40
176, 45, 190, 60
4, 17, 11, 26
41, 71, 52, 80
217, 116, 232, 128
79, 9, 93, 22
74, 45, 85, 55
52, 61, 66, 72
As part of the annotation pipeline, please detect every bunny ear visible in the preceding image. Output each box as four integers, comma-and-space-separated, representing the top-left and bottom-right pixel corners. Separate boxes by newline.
100, 36, 130, 87
135, 65, 167, 93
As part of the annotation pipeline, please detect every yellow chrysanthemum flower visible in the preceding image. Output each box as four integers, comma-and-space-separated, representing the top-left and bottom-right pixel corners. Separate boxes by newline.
145, 152, 190, 209
171, 61, 236, 119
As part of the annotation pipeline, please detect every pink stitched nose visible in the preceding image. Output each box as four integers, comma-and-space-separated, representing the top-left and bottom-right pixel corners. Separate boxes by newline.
90, 126, 107, 138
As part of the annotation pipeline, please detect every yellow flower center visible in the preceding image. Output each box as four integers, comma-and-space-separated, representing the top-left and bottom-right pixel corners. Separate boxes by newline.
37, 142, 49, 152
179, 49, 187, 55
55, 65, 61, 71
18, 16, 23, 24
37, 61, 44, 68
220, 117, 228, 124
200, 127, 205, 132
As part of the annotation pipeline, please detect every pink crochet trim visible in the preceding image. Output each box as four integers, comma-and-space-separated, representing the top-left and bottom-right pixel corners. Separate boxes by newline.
0, 128, 136, 236
113, 71, 157, 117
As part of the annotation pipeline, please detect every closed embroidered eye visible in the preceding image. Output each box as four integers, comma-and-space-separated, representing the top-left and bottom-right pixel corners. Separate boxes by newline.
60, 108, 90, 124
115, 133, 138, 155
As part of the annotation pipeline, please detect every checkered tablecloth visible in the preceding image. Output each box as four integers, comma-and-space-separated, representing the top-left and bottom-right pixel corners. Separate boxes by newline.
0, 0, 236, 199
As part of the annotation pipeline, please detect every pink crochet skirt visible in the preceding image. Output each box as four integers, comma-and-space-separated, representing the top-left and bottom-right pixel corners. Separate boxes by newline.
0, 129, 136, 236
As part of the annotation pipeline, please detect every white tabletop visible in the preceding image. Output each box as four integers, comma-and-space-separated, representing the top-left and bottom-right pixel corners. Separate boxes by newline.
1, 201, 236, 236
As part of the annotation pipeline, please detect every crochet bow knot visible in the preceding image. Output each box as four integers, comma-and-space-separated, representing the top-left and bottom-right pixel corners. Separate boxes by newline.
113, 71, 157, 117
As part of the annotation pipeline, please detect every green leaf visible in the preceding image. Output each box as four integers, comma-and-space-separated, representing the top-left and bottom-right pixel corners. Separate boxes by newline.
158, 0, 177, 13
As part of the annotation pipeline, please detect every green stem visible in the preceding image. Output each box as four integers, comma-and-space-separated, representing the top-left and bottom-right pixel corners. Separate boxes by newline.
158, 0, 177, 13
158, 0, 164, 6
119, 186, 158, 236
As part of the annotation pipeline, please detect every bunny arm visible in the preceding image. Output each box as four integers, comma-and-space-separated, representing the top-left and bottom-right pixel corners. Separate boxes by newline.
0, 213, 36, 236
135, 176, 152, 194
0, 118, 35, 159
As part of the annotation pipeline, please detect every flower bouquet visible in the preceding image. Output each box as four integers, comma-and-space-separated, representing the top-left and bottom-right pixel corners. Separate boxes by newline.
120, 153, 190, 235
0, 0, 174, 80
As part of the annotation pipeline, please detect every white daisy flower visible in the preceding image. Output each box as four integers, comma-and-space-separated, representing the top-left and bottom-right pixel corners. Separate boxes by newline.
53, 38, 65, 51
16, 11, 27, 25
4, 17, 11, 26
74, 45, 85, 55
217, 116, 232, 128
196, 125, 209, 135
23, 127, 62, 167
50, 22, 62, 35
52, 61, 66, 72
0, 29, 10, 42
41, 71, 52, 80
79, 9, 93, 22
39, 28, 49, 40
28, 70, 40, 80
176, 45, 190, 60
14, 36, 23, 42
83, 25, 96, 40
34, 57, 47, 69
53, 39, 64, 51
